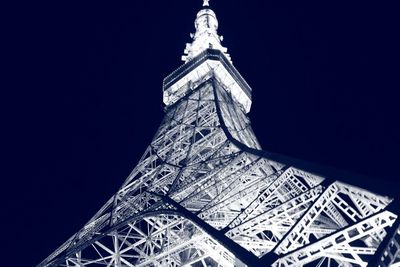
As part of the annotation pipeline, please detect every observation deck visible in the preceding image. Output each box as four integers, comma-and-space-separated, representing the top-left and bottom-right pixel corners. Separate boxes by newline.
163, 49, 253, 113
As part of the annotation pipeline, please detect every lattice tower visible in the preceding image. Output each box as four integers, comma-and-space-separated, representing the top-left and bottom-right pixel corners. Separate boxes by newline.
39, 2, 400, 267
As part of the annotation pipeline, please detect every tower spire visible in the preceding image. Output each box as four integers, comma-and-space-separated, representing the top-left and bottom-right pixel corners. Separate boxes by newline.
182, 1, 231, 62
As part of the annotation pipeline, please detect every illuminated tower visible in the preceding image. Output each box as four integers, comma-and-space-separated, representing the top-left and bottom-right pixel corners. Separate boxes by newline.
39, 2, 399, 266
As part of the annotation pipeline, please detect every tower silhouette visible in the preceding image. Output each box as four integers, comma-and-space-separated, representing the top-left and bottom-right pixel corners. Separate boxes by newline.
39, 2, 399, 266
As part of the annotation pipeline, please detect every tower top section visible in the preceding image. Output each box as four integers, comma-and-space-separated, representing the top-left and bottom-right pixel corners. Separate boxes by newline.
182, 1, 231, 63
164, 2, 251, 113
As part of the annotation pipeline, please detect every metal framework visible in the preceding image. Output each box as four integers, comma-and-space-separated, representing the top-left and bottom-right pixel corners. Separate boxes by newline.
39, 3, 399, 267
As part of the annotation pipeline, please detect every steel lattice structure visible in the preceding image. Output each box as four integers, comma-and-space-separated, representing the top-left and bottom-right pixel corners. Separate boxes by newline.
39, 2, 399, 267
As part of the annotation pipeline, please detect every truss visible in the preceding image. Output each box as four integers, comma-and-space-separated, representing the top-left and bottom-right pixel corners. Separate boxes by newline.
39, 64, 399, 266
39, 10, 399, 261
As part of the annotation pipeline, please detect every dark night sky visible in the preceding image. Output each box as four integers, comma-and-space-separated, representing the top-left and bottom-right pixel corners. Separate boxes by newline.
3, 1, 400, 266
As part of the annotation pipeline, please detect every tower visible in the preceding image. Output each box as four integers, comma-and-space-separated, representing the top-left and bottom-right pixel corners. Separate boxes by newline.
39, 2, 400, 266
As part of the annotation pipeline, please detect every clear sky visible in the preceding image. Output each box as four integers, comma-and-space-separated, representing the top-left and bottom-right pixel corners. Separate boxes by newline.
3, 1, 399, 266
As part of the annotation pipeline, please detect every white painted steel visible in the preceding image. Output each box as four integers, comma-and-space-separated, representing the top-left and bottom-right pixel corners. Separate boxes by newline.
39, 3, 398, 267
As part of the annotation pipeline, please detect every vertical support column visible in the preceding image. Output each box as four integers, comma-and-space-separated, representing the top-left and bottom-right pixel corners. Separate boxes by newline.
113, 231, 121, 267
